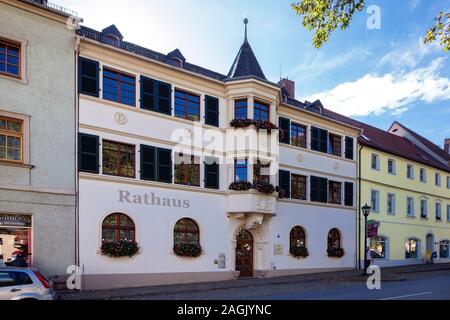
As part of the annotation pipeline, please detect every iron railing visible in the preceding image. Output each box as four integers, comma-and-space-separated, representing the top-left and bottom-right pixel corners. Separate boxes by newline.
30, 0, 78, 17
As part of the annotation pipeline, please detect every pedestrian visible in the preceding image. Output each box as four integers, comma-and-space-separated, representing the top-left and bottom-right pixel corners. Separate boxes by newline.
431, 251, 437, 264
0, 254, 5, 268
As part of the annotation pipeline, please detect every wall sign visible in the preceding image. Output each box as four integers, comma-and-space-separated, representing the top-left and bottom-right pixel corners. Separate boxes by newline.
0, 214, 32, 228
274, 244, 283, 255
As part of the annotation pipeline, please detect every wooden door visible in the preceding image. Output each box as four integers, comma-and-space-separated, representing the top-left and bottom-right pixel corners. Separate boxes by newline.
235, 230, 254, 278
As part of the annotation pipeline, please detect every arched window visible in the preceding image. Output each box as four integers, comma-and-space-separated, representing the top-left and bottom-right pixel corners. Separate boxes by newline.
174, 218, 200, 246
405, 237, 420, 259
290, 226, 306, 250
327, 228, 341, 250
102, 213, 135, 242
370, 236, 388, 259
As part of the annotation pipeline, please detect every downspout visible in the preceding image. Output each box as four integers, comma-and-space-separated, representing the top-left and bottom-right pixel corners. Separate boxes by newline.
358, 143, 363, 270
74, 34, 81, 275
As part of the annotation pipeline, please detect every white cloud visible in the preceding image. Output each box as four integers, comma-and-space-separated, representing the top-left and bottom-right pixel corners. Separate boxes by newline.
306, 58, 450, 117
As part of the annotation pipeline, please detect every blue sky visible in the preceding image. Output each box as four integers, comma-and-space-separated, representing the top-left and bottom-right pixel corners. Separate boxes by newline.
59, 0, 450, 148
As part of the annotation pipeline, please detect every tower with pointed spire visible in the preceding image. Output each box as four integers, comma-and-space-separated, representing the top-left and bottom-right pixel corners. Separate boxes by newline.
227, 19, 267, 81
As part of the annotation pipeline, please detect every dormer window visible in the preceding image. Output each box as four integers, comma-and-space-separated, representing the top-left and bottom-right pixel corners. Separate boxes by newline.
171, 57, 183, 68
105, 35, 120, 46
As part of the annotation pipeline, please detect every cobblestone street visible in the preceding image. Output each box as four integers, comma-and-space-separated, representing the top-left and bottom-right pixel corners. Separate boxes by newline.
59, 263, 450, 300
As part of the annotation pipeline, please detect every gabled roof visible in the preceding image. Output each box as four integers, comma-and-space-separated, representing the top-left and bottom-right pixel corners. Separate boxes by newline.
227, 40, 267, 81
323, 110, 450, 173
101, 24, 123, 40
389, 121, 450, 162
167, 49, 186, 63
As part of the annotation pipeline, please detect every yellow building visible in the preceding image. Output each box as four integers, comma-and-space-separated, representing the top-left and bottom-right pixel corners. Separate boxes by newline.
356, 121, 450, 267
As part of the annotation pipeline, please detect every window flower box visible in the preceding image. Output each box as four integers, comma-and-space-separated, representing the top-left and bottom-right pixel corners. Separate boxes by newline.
253, 182, 275, 194
327, 247, 345, 258
254, 120, 278, 133
174, 243, 202, 258
229, 181, 253, 191
100, 240, 140, 258
290, 246, 309, 258
230, 118, 255, 129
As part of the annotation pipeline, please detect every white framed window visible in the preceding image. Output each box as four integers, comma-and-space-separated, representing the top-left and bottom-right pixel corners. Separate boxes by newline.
436, 202, 442, 221
387, 159, 396, 175
371, 190, 380, 212
371, 154, 380, 171
447, 205, 450, 222
407, 164, 414, 179
447, 176, 450, 189
405, 238, 420, 259
420, 168, 427, 183
387, 193, 396, 215
435, 173, 441, 186
420, 199, 428, 218
407, 197, 415, 217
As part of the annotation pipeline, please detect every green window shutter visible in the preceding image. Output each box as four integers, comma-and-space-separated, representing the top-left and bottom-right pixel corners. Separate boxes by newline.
79, 57, 99, 97
345, 137, 354, 160
205, 96, 219, 127
279, 170, 291, 198
157, 148, 172, 183
140, 76, 172, 115
311, 127, 328, 153
279, 117, 290, 144
140, 145, 156, 181
78, 133, 99, 174
344, 182, 354, 206
319, 128, 328, 153
140, 76, 155, 111
204, 157, 219, 189
311, 176, 327, 203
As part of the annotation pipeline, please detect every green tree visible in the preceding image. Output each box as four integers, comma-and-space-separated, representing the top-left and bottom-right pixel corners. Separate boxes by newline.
291, 0, 450, 52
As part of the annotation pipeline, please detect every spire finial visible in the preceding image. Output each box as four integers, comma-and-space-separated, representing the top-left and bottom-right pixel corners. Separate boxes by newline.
244, 18, 248, 42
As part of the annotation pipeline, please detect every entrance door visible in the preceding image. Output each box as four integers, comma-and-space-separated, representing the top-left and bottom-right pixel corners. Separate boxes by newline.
235, 230, 254, 278
426, 233, 434, 253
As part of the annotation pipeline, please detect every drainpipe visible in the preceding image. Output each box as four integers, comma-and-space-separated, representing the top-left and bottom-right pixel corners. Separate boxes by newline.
358, 144, 363, 270
74, 34, 81, 274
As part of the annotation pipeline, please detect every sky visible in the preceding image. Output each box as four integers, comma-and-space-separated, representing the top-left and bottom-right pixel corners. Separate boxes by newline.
58, 0, 450, 148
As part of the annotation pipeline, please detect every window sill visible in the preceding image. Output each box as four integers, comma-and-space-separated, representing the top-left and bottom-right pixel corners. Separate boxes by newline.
406, 215, 416, 219
0, 161, 34, 169
0, 72, 27, 85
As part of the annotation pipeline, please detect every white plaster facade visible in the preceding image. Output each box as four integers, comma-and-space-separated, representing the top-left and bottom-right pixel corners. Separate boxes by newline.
77, 25, 360, 290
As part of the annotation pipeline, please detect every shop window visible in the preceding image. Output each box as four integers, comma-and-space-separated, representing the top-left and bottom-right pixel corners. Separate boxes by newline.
440, 240, 449, 259
405, 237, 420, 259
370, 236, 388, 259
102, 213, 135, 242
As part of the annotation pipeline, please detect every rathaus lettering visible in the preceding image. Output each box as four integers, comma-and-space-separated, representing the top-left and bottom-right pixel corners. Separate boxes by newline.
118, 190, 190, 208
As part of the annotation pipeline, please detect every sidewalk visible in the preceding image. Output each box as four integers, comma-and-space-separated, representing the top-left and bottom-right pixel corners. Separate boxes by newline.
58, 263, 450, 300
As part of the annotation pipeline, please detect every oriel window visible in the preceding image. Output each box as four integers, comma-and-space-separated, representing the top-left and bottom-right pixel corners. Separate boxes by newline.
254, 100, 270, 121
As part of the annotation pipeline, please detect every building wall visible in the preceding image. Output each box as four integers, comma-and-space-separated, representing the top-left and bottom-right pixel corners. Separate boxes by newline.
0, 1, 76, 276
359, 146, 450, 266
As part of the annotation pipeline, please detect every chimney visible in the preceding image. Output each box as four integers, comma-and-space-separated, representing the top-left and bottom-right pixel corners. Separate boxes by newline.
445, 138, 450, 154
278, 78, 295, 99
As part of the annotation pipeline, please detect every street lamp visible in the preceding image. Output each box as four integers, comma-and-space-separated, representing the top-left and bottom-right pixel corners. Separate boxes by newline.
362, 203, 371, 275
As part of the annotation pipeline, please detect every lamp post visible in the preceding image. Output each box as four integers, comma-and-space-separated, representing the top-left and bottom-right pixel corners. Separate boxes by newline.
362, 203, 371, 275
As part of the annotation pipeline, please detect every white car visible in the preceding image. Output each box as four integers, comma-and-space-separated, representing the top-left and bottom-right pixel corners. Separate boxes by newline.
0, 267, 55, 300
